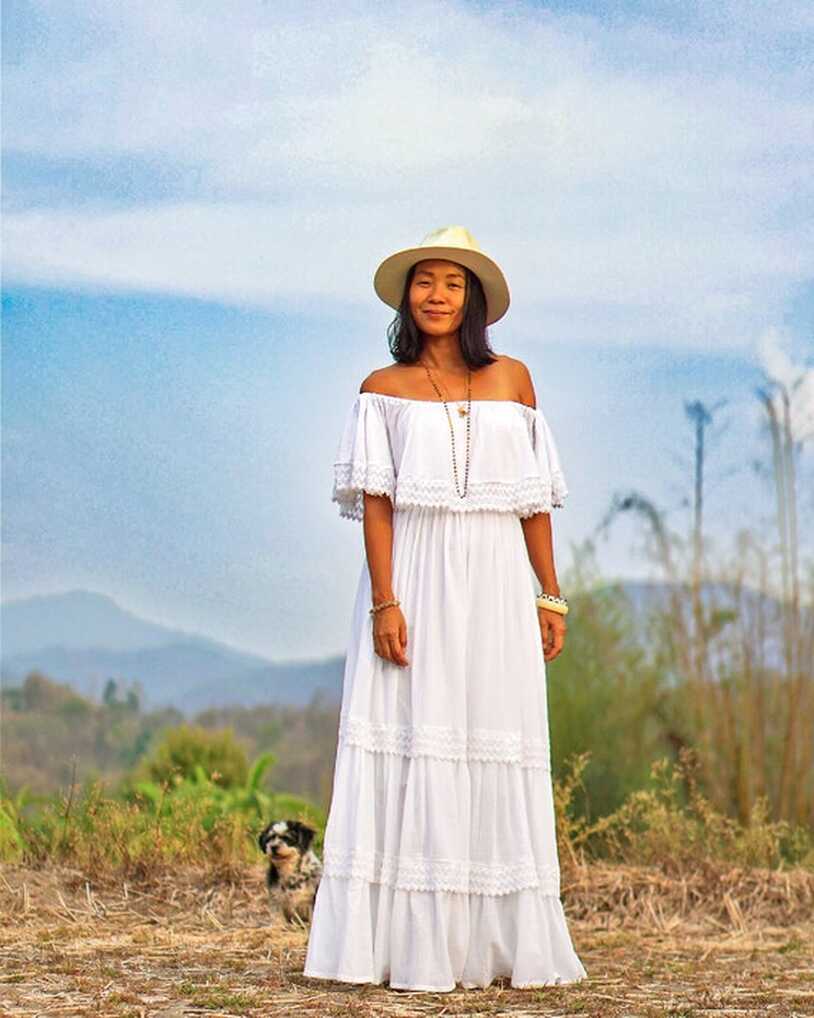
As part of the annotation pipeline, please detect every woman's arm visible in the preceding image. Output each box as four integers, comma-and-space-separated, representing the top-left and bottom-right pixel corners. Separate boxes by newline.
514, 357, 567, 662
363, 492, 409, 667
363, 492, 396, 604
521, 506, 567, 664
520, 512, 561, 598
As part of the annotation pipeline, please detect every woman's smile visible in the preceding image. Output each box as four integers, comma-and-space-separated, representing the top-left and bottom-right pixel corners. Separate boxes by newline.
408, 259, 467, 337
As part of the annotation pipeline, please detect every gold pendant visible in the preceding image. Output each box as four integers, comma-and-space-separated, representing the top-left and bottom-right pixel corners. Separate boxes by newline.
457, 405, 468, 417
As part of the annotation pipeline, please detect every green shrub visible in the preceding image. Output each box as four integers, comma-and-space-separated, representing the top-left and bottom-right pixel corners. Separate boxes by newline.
556, 748, 814, 871
2, 751, 326, 876
133, 723, 249, 789
0, 793, 26, 862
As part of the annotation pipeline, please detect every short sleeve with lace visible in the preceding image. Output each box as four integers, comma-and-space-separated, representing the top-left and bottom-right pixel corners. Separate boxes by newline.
529, 406, 568, 511
332, 394, 397, 520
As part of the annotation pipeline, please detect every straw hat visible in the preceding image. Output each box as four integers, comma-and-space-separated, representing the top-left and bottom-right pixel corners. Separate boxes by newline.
373, 225, 510, 326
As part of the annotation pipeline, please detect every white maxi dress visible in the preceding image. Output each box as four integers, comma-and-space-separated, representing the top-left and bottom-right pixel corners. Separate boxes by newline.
303, 391, 588, 992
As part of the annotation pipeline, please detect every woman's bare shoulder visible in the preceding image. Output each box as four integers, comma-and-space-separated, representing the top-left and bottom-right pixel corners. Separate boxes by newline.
499, 354, 537, 409
357, 357, 536, 407
358, 364, 412, 397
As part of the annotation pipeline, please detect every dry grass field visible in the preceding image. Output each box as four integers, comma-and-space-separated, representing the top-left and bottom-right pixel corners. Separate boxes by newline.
2, 861, 812, 1018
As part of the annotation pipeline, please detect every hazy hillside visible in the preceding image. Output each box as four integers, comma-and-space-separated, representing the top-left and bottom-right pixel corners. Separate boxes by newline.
1, 590, 343, 714
1, 582, 792, 715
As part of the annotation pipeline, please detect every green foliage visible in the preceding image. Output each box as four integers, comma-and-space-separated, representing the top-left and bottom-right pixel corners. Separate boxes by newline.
56, 697, 92, 721
2, 675, 336, 828
548, 552, 667, 818
555, 748, 814, 871
129, 751, 287, 828
19, 671, 88, 713
103, 678, 141, 712
2, 672, 182, 798
2, 743, 809, 878
0, 778, 28, 862
1, 749, 327, 875
133, 723, 250, 789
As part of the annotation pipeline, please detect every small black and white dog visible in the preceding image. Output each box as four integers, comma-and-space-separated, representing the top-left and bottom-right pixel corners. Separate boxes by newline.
257, 819, 322, 924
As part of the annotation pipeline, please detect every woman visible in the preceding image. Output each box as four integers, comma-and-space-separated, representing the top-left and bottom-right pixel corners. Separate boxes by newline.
303, 225, 587, 992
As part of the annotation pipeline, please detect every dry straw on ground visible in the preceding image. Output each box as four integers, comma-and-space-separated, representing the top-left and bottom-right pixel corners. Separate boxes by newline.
1, 860, 812, 1017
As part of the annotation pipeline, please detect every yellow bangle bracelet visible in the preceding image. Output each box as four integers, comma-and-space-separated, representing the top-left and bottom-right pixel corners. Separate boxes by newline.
535, 592, 568, 615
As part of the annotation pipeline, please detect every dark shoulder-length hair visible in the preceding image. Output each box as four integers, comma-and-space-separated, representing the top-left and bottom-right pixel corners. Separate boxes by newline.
386, 263, 499, 369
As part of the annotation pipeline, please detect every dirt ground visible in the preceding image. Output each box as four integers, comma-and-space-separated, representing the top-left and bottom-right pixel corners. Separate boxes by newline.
1, 863, 812, 1018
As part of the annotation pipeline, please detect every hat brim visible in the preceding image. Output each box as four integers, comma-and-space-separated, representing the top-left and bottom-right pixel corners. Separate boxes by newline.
373, 245, 510, 326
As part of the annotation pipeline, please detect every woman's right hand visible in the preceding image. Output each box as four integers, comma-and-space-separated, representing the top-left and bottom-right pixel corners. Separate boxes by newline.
372, 604, 409, 667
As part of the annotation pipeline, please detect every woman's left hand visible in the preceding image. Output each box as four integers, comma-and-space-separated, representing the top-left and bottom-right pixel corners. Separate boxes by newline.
537, 607, 566, 662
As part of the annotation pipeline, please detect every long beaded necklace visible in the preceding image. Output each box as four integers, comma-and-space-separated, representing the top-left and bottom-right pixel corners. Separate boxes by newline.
419, 361, 472, 500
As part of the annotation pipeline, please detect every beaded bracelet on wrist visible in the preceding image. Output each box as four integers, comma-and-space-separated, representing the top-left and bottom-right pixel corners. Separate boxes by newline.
536, 591, 569, 615
370, 598, 400, 615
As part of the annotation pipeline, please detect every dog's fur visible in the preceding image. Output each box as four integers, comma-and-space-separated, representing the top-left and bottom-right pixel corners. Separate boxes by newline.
257, 819, 322, 924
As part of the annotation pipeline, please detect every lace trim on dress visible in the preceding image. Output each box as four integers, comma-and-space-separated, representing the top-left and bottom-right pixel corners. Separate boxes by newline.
333, 462, 397, 521
321, 844, 561, 895
393, 474, 566, 517
338, 715, 551, 769
543, 467, 568, 511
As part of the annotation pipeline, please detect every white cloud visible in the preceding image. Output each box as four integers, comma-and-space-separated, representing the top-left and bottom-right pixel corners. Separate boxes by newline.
756, 326, 814, 445
3, 0, 813, 349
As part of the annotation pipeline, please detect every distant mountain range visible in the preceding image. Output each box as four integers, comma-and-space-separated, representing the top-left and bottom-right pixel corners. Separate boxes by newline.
1, 590, 344, 716
1, 584, 800, 716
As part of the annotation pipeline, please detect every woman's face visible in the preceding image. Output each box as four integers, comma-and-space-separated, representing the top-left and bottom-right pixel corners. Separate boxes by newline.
408, 258, 467, 337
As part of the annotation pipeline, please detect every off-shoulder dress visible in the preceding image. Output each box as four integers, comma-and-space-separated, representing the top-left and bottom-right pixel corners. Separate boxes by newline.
303, 391, 587, 992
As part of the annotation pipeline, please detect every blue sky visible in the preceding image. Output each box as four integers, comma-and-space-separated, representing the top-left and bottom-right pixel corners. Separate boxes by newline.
2, 1, 813, 659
